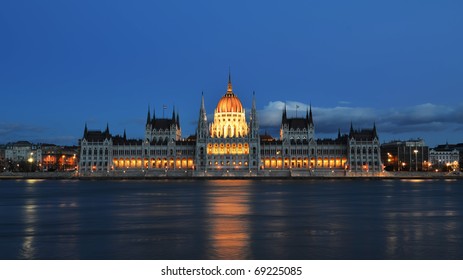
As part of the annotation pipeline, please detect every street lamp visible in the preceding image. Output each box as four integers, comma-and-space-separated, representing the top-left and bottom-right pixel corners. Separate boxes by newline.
413, 149, 418, 171
28, 152, 34, 172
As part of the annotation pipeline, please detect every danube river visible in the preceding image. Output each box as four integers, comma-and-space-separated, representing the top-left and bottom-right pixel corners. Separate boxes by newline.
0, 178, 462, 259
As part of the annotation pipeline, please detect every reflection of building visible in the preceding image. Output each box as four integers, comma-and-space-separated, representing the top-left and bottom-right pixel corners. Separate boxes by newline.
429, 143, 460, 171
79, 74, 382, 176
381, 139, 429, 171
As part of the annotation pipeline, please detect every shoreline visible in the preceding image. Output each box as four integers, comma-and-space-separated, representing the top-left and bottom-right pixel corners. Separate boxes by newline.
1, 171, 462, 181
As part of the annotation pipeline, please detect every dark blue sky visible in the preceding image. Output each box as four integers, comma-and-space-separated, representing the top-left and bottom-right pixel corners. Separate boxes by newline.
1, 0, 462, 146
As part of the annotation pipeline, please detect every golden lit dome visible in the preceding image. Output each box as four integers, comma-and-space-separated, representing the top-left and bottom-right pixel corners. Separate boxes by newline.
210, 73, 248, 138
216, 93, 243, 113
216, 75, 244, 113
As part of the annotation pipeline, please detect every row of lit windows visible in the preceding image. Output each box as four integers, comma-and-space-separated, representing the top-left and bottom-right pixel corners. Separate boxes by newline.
208, 155, 247, 160
209, 161, 249, 166
261, 157, 348, 169
113, 158, 194, 169
216, 118, 243, 122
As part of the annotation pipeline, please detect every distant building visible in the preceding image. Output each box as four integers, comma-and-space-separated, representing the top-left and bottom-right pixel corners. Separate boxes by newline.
429, 143, 460, 171
79, 74, 382, 176
5, 141, 42, 167
381, 139, 429, 171
0, 145, 6, 171
41, 144, 79, 171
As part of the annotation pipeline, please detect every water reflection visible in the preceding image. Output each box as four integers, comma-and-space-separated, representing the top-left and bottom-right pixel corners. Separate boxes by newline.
24, 179, 44, 185
20, 198, 37, 259
3, 178, 463, 259
206, 183, 252, 259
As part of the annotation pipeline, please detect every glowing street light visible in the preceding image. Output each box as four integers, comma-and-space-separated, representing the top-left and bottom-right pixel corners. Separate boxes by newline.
413, 149, 418, 171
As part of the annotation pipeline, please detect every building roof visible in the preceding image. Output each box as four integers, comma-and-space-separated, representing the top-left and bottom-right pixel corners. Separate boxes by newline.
151, 119, 177, 130
349, 123, 378, 141
216, 74, 244, 113
260, 134, 275, 141
281, 105, 313, 129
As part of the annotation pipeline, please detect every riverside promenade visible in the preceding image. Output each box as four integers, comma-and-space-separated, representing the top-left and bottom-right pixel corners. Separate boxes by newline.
1, 170, 461, 180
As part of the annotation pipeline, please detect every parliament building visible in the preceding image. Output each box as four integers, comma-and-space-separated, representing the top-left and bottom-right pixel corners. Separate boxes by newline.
79, 75, 382, 176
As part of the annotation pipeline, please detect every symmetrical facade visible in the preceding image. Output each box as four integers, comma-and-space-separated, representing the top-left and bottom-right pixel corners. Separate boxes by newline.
79, 75, 382, 176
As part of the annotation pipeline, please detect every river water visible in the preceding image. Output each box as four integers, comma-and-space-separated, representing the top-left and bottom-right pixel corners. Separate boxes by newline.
0, 178, 462, 259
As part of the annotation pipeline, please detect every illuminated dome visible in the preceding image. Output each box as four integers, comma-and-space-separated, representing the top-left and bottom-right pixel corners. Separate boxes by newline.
216, 92, 243, 113
210, 74, 249, 138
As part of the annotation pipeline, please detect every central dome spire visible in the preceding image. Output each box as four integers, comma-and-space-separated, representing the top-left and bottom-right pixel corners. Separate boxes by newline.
216, 72, 243, 113
211, 71, 248, 138
227, 69, 233, 94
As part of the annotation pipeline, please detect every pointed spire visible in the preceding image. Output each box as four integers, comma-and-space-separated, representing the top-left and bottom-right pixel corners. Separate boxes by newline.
172, 106, 176, 120
123, 129, 127, 141
198, 92, 208, 139
308, 103, 314, 126
176, 112, 180, 128
201, 91, 205, 110
338, 128, 341, 139
199, 92, 207, 122
227, 69, 233, 93
252, 91, 256, 110
152, 108, 156, 123
146, 105, 151, 125
282, 103, 287, 123
105, 123, 110, 139
372, 122, 377, 138
349, 121, 354, 137
83, 123, 88, 139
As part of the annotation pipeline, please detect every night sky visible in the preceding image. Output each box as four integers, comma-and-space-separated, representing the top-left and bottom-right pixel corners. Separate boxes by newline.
1, 0, 462, 147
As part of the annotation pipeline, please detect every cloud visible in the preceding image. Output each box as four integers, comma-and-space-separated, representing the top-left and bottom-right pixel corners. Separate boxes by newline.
0, 123, 46, 141
257, 101, 463, 142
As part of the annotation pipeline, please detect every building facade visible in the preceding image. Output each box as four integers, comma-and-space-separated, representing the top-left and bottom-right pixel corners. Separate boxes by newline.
429, 143, 460, 171
79, 75, 382, 176
4, 141, 42, 170
381, 139, 429, 171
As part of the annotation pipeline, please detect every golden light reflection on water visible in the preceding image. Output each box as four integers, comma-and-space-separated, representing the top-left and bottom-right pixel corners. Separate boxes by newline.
400, 179, 426, 183
24, 179, 44, 185
205, 179, 253, 187
20, 198, 37, 259
206, 187, 252, 259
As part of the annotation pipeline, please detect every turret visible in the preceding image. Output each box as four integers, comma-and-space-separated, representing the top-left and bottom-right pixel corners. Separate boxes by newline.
83, 123, 88, 139
250, 91, 259, 138
146, 106, 151, 126
308, 104, 314, 126
197, 92, 209, 139
104, 123, 110, 139
282, 104, 287, 123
